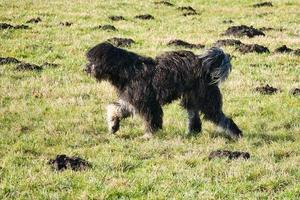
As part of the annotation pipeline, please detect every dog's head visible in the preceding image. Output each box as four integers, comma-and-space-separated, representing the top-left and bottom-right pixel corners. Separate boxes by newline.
85, 42, 155, 86
85, 42, 119, 81
199, 47, 232, 85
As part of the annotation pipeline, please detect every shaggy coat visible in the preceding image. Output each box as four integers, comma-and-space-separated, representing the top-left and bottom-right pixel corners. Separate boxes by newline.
85, 42, 242, 138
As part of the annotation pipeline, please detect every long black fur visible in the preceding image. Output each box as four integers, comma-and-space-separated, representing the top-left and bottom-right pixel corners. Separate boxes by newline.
85, 42, 242, 138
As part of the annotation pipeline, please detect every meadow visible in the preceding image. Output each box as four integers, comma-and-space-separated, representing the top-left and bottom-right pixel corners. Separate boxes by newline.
0, 0, 300, 199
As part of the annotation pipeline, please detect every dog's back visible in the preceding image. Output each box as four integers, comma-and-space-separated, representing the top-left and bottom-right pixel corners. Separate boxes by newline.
153, 50, 199, 104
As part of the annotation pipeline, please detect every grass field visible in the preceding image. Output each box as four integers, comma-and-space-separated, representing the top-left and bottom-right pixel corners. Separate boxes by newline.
0, 0, 300, 199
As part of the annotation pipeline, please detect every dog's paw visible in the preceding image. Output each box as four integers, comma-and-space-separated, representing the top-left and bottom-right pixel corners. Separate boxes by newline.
227, 130, 243, 140
139, 132, 153, 140
107, 118, 120, 134
227, 118, 243, 139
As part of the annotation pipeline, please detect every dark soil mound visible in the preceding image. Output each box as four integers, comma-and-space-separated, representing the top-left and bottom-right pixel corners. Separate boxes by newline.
290, 88, 300, 96
15, 63, 43, 71
42, 62, 59, 68
167, 39, 204, 49
177, 6, 196, 13
26, 17, 42, 23
107, 37, 135, 47
95, 24, 117, 31
237, 44, 269, 54
274, 46, 300, 56
154, 1, 174, 6
255, 84, 278, 95
259, 27, 283, 32
0, 57, 21, 65
223, 19, 234, 24
294, 49, 300, 56
209, 150, 250, 160
48, 155, 91, 171
14, 24, 30, 29
213, 39, 242, 47
0, 23, 14, 29
253, 2, 273, 7
109, 15, 125, 21
224, 25, 265, 38
259, 27, 274, 31
275, 45, 293, 53
177, 6, 197, 16
59, 22, 73, 26
0, 23, 29, 30
183, 11, 198, 16
135, 14, 155, 20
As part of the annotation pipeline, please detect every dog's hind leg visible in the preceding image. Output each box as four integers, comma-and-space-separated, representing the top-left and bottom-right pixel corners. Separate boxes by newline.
106, 100, 135, 133
200, 86, 242, 139
187, 110, 202, 135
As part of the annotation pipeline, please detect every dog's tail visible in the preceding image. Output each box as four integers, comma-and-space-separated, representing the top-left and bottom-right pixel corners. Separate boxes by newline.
198, 47, 232, 85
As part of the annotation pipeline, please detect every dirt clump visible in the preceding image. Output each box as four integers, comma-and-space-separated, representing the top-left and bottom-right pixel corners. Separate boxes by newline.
275, 45, 293, 53
107, 37, 135, 47
0, 57, 21, 65
0, 23, 29, 30
109, 15, 125, 21
183, 11, 198, 16
177, 6, 198, 16
274, 46, 300, 56
167, 39, 204, 49
95, 24, 117, 31
48, 155, 91, 171
0, 23, 14, 29
135, 14, 155, 20
42, 62, 59, 68
290, 88, 300, 96
253, 2, 273, 7
259, 27, 274, 31
154, 1, 174, 6
15, 63, 43, 71
209, 150, 250, 160
224, 25, 265, 38
259, 27, 284, 32
294, 49, 300, 56
177, 6, 196, 13
255, 84, 278, 95
26, 17, 42, 23
59, 22, 73, 26
223, 19, 234, 24
14, 25, 30, 29
237, 44, 269, 54
213, 39, 242, 47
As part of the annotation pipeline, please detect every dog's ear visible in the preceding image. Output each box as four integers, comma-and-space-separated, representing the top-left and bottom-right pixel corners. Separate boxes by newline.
199, 47, 231, 84
86, 42, 114, 63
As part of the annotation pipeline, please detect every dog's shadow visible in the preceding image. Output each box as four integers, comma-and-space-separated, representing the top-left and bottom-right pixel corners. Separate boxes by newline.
245, 132, 295, 144
205, 131, 239, 143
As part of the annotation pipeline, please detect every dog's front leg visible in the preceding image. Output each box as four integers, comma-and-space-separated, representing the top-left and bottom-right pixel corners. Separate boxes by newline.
216, 114, 243, 139
136, 101, 163, 139
201, 86, 242, 139
106, 100, 134, 133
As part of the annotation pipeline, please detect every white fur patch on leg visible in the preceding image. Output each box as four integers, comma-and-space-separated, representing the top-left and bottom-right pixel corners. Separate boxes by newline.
106, 103, 121, 133
217, 116, 237, 139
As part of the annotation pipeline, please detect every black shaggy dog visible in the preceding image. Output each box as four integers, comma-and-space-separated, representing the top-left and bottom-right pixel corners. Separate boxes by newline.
85, 42, 242, 139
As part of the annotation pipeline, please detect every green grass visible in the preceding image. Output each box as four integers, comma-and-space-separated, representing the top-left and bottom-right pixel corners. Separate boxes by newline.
0, 0, 300, 199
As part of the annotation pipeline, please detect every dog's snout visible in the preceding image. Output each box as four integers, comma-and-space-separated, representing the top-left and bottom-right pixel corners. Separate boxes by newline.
84, 63, 92, 74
